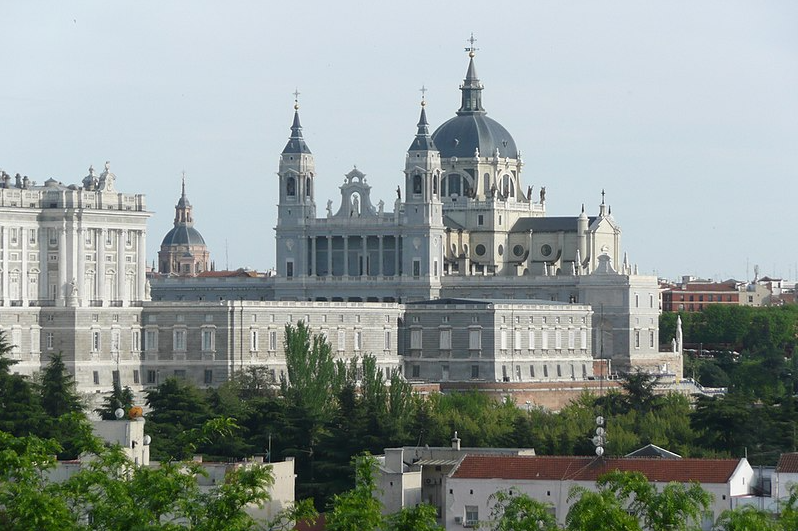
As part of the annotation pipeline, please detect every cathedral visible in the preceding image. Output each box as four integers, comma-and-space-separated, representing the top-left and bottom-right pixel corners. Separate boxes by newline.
0, 44, 681, 395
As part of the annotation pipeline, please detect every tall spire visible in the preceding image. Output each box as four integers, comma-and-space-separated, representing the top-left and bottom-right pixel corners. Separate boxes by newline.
283, 91, 312, 154
174, 173, 193, 225
409, 88, 437, 151
458, 33, 485, 115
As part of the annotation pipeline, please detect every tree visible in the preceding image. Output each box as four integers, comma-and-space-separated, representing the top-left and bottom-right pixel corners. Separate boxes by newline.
145, 377, 212, 460
95, 378, 135, 420
0, 332, 46, 437
39, 352, 83, 419
0, 431, 78, 531
712, 505, 780, 531
566, 485, 640, 531
326, 454, 383, 531
596, 470, 712, 531
385, 503, 443, 531
487, 489, 559, 531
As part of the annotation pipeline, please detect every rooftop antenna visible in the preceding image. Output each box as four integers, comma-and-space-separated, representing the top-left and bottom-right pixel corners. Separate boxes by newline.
225, 239, 229, 271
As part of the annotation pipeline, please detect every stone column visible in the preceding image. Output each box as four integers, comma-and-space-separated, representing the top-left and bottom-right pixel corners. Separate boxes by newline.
361, 236, 367, 276
343, 236, 349, 277
58, 225, 67, 305
117, 230, 125, 304
378, 235, 384, 276
310, 237, 316, 277
20, 225, 28, 305
0, 226, 7, 305
137, 230, 147, 301
97, 228, 106, 303
326, 235, 332, 277
76, 228, 85, 305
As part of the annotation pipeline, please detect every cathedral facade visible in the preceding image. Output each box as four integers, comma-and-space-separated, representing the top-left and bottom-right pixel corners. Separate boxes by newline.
271, 49, 667, 375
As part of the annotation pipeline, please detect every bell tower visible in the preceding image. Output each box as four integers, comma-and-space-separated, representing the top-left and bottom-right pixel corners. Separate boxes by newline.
276, 96, 316, 279
401, 95, 445, 287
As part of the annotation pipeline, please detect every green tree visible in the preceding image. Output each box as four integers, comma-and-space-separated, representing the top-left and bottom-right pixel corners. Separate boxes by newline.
326, 454, 384, 531
39, 352, 83, 418
566, 485, 640, 531
0, 332, 46, 437
95, 378, 135, 420
712, 505, 780, 531
597, 470, 712, 531
385, 503, 443, 531
145, 377, 212, 460
0, 431, 79, 530
487, 489, 559, 531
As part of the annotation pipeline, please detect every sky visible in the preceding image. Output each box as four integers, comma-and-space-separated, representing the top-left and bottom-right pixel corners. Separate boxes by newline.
1, 1, 796, 282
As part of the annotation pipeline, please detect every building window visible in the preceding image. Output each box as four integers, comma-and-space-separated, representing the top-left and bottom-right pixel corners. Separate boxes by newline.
433, 259, 438, 277
132, 330, 140, 351
528, 330, 535, 350
530, 365, 535, 378
204, 369, 213, 384
269, 330, 278, 351
111, 330, 120, 352
286, 260, 294, 278
478, 215, 484, 226
202, 329, 215, 351
635, 294, 639, 308
173, 329, 186, 351
649, 330, 655, 348
93, 371, 100, 385
146, 370, 156, 384
412, 259, 420, 279
411, 365, 420, 378
411, 329, 422, 350
354, 330, 362, 351
465, 506, 479, 525
145, 330, 158, 352
46, 332, 54, 350
469, 329, 481, 350
112, 370, 120, 386
250, 330, 258, 351
568, 330, 575, 349
384, 330, 391, 350
543, 365, 549, 377
133, 370, 140, 384
286, 176, 296, 196
541, 330, 548, 350
580, 329, 588, 350
440, 329, 452, 350
337, 330, 346, 352
471, 365, 479, 379
500, 329, 508, 350
557, 364, 562, 377
554, 330, 562, 350
635, 330, 641, 349
92, 331, 101, 352
174, 370, 186, 379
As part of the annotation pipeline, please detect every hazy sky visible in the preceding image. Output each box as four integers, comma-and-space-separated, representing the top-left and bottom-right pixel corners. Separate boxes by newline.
2, 2, 796, 281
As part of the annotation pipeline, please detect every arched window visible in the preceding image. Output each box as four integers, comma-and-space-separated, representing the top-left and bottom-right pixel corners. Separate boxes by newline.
483, 173, 490, 195
448, 173, 461, 196
432, 174, 438, 196
502, 174, 514, 198
413, 174, 422, 194
286, 177, 296, 196
305, 176, 312, 197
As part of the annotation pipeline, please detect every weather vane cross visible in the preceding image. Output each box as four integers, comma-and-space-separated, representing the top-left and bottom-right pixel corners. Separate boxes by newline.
465, 33, 479, 56
419, 85, 428, 102
293, 88, 301, 101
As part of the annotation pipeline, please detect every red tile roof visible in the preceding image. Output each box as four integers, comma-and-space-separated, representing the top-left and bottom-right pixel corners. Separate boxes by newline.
776, 453, 798, 473
451, 455, 742, 484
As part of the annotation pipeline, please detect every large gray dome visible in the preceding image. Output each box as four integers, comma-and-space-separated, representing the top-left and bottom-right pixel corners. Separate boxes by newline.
432, 114, 518, 159
432, 53, 519, 160
161, 226, 206, 247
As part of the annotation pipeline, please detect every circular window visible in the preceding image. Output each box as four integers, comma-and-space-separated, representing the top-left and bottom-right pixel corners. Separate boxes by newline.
497, 245, 504, 256
475, 244, 486, 256
513, 244, 525, 257
541, 244, 552, 257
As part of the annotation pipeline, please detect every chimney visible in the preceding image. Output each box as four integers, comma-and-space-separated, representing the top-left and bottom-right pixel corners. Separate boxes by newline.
451, 431, 461, 451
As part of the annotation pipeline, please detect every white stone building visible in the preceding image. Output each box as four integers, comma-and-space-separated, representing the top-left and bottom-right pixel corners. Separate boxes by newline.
445, 454, 754, 530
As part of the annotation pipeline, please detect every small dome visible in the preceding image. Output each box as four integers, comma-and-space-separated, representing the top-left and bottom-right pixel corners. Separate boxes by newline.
160, 226, 206, 247
432, 114, 518, 159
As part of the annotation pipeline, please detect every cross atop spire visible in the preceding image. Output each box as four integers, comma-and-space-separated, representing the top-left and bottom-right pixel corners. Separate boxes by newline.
465, 33, 479, 58
293, 88, 301, 110
601, 189, 606, 204
419, 85, 428, 106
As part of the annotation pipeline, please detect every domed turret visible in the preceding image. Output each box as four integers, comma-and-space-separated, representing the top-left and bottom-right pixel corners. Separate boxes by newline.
431, 47, 518, 160
158, 174, 210, 276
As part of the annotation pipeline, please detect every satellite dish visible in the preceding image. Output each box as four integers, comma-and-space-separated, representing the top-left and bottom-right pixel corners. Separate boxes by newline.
114, 408, 125, 419
595, 415, 605, 426
595, 446, 605, 457
596, 427, 605, 437
143, 435, 152, 445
